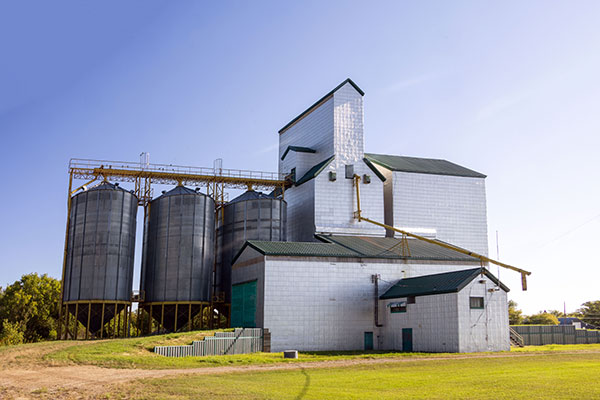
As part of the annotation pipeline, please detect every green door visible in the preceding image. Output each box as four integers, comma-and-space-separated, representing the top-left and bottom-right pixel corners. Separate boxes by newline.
402, 328, 413, 352
231, 280, 257, 327
364, 332, 374, 350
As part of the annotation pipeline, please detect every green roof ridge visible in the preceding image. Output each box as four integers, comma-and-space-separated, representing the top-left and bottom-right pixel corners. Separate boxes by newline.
364, 153, 486, 178
281, 146, 317, 161
295, 155, 335, 186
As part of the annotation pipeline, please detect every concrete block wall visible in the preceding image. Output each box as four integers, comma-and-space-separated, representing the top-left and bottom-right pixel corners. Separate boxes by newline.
278, 97, 334, 175
250, 257, 480, 352
314, 161, 385, 237
390, 172, 489, 255
457, 276, 509, 352
284, 180, 316, 242
333, 82, 364, 166
381, 293, 460, 352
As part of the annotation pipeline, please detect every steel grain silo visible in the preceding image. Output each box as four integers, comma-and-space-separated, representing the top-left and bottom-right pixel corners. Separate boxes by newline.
217, 190, 287, 302
140, 185, 215, 332
62, 181, 137, 336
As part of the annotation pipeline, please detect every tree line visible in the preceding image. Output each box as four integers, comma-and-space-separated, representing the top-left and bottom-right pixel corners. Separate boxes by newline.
509, 300, 600, 327
1, 273, 599, 345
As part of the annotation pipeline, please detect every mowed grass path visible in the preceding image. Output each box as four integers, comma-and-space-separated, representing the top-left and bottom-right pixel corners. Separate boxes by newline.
108, 352, 600, 400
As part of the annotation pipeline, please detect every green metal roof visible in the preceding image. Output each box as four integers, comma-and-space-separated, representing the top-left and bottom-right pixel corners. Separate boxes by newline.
317, 235, 479, 262
239, 240, 360, 259
295, 155, 335, 185
380, 268, 509, 300
362, 157, 386, 182
281, 146, 317, 161
279, 78, 365, 134
232, 234, 483, 264
364, 153, 486, 178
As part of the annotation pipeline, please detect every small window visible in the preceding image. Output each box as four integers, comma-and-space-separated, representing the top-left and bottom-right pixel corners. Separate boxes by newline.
345, 164, 354, 179
470, 297, 484, 309
389, 301, 407, 313
407, 296, 416, 304
290, 168, 296, 182
391, 305, 407, 313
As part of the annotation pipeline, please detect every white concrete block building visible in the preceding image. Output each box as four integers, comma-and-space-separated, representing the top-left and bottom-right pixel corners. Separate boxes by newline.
231, 235, 509, 352
379, 268, 510, 353
228, 78, 509, 353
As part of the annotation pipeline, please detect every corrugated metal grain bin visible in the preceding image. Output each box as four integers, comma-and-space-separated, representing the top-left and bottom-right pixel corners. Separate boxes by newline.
141, 185, 215, 303
63, 181, 137, 331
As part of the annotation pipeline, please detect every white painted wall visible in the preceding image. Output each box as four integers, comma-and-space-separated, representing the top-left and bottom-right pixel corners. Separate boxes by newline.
232, 252, 482, 352
457, 276, 510, 352
380, 293, 460, 352
388, 170, 489, 256
278, 97, 334, 175
333, 82, 364, 166
314, 161, 385, 237
283, 180, 316, 242
380, 274, 509, 353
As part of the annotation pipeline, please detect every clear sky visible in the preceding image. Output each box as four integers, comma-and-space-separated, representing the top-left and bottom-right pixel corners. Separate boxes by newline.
1, 1, 598, 315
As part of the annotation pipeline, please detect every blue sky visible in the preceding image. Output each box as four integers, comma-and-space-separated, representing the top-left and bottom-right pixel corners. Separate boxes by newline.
1, 1, 598, 314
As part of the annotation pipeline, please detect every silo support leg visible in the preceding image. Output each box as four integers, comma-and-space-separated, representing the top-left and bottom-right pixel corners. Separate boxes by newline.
65, 305, 70, 340
188, 304, 192, 332
174, 304, 178, 332
74, 303, 79, 340
113, 303, 117, 338
117, 305, 122, 337
100, 303, 105, 339
160, 304, 164, 334
136, 305, 141, 336
86, 303, 91, 340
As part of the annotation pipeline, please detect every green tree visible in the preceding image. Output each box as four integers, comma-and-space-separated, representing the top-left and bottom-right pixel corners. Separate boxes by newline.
0, 320, 25, 345
0, 273, 60, 343
548, 310, 565, 318
577, 301, 600, 327
523, 312, 559, 325
508, 300, 524, 325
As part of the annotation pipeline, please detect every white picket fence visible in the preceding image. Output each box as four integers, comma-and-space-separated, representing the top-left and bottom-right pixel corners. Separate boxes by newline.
154, 328, 265, 357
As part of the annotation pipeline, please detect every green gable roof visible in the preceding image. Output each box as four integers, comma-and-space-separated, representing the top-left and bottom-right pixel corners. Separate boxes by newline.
317, 235, 479, 262
364, 153, 486, 178
232, 234, 483, 265
238, 240, 360, 259
380, 268, 509, 300
295, 156, 335, 185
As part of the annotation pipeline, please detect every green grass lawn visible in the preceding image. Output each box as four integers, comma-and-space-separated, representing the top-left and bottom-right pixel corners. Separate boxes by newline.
105, 351, 600, 400
38, 331, 600, 370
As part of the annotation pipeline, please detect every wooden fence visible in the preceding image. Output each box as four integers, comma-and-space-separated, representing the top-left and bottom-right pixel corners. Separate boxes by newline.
154, 328, 267, 357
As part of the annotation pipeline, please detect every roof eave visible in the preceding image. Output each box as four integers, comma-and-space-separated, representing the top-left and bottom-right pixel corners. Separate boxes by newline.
279, 78, 365, 134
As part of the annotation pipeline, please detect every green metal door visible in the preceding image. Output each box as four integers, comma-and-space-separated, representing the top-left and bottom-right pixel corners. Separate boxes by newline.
231, 280, 257, 327
364, 332, 374, 350
402, 328, 413, 352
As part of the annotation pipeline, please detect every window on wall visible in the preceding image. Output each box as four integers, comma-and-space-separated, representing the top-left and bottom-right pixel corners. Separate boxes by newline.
407, 296, 416, 304
470, 297, 484, 309
389, 301, 407, 313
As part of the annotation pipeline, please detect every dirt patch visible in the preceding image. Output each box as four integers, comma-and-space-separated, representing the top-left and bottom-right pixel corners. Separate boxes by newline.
2, 351, 600, 399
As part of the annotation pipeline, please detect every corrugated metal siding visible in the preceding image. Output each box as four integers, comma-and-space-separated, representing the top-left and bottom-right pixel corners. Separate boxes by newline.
511, 325, 600, 346
154, 328, 265, 357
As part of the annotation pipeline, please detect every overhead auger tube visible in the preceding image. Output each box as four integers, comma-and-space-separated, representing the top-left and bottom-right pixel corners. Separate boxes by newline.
352, 175, 531, 290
